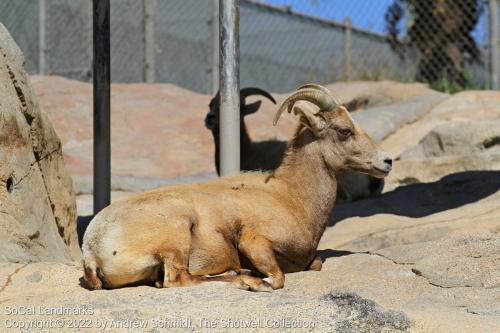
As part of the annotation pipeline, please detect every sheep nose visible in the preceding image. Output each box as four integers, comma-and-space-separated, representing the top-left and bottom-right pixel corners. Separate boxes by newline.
205, 113, 217, 129
384, 158, 393, 166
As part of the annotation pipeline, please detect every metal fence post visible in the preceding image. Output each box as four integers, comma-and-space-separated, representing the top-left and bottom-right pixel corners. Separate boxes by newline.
209, 0, 220, 94
343, 17, 352, 81
143, 0, 156, 83
38, 0, 47, 75
93, 0, 111, 214
219, 0, 240, 176
490, 0, 499, 89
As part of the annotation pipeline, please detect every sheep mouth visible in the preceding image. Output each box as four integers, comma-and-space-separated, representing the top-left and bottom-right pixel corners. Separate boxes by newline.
372, 166, 391, 178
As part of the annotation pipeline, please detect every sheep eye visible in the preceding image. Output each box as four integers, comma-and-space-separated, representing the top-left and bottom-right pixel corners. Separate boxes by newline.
337, 128, 353, 137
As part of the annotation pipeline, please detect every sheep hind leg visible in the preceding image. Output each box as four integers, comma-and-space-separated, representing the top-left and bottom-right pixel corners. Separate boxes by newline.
155, 241, 258, 289
307, 255, 323, 271
154, 220, 269, 291
154, 218, 204, 288
155, 250, 204, 288
155, 255, 268, 291
83, 261, 103, 290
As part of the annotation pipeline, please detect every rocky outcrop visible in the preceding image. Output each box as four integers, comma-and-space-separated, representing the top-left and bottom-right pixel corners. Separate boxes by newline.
351, 93, 448, 142
384, 154, 500, 191
399, 120, 500, 159
387, 120, 500, 188
0, 24, 79, 262
381, 91, 500, 191
381, 90, 500, 157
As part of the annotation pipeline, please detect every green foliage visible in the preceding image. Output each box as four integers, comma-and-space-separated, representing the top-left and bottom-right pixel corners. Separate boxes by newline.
386, 0, 483, 87
430, 78, 466, 94
429, 70, 485, 93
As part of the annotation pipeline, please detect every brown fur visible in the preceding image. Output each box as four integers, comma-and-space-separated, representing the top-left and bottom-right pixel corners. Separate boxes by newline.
82, 87, 391, 292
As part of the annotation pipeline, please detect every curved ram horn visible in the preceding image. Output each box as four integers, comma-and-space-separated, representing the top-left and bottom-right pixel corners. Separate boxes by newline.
273, 87, 337, 125
240, 87, 276, 105
297, 83, 340, 104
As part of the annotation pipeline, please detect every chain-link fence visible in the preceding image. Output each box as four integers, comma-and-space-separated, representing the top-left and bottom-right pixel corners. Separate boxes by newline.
0, 0, 498, 93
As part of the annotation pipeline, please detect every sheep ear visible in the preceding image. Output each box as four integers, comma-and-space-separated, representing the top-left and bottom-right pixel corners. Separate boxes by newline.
293, 103, 327, 137
242, 101, 262, 116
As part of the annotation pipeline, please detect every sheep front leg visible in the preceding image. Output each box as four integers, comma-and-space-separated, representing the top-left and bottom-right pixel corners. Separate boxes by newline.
238, 235, 285, 290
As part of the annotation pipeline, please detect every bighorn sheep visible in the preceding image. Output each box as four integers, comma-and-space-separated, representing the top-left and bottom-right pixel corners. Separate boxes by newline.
205, 87, 286, 172
82, 84, 392, 292
205, 87, 384, 201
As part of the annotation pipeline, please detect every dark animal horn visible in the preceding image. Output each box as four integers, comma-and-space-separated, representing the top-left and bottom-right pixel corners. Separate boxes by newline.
240, 87, 276, 105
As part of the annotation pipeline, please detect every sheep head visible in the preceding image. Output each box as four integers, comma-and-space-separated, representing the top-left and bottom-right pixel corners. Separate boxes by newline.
275, 84, 392, 178
205, 87, 276, 132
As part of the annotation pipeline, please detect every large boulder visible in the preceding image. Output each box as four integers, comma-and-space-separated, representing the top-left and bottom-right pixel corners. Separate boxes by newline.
351, 93, 448, 142
385, 120, 500, 189
399, 120, 500, 159
381, 90, 500, 157
326, 80, 446, 111
0, 24, 79, 262
385, 154, 500, 191
381, 91, 500, 190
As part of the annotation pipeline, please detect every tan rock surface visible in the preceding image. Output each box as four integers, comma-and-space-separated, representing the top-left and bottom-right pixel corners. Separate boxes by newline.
381, 90, 500, 158
325, 170, 500, 250
384, 154, 500, 192
325, 80, 443, 107
399, 120, 500, 159
0, 24, 79, 262
382, 93, 500, 191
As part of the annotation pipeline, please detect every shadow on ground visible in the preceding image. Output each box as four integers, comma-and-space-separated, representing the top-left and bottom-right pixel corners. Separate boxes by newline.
317, 249, 357, 261
329, 170, 500, 226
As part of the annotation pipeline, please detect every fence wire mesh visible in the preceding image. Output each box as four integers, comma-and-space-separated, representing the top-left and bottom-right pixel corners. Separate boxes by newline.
0, 0, 497, 93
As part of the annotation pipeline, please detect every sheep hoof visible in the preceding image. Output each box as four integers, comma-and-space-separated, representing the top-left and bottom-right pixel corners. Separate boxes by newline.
231, 276, 273, 292
237, 269, 254, 276
206, 270, 238, 277
254, 280, 273, 293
